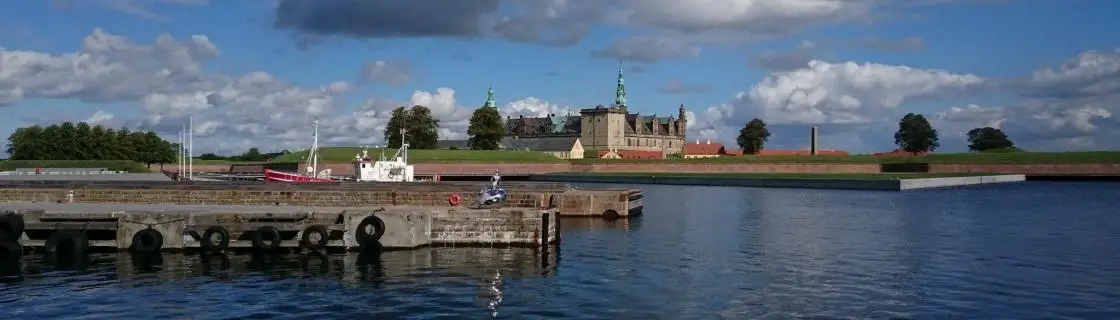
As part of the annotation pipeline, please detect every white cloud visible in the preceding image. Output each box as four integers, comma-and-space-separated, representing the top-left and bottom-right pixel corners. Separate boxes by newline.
0, 28, 582, 154
85, 110, 115, 125
684, 59, 987, 150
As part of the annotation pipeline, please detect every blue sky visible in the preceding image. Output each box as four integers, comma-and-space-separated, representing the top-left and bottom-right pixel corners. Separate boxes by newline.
1, 0, 1118, 154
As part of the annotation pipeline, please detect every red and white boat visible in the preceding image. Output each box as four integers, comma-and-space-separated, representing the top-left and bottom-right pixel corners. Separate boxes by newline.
265, 120, 336, 183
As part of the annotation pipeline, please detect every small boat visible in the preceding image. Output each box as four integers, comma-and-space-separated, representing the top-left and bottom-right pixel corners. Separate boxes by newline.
264, 120, 335, 183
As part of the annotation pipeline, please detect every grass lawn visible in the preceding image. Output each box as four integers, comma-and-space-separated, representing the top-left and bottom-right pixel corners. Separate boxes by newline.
543, 172, 999, 180
270, 147, 567, 163
0, 160, 153, 172
169, 159, 245, 165
570, 151, 1120, 164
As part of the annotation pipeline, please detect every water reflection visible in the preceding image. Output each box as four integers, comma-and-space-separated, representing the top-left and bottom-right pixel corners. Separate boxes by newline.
1, 182, 1118, 318
0, 246, 558, 318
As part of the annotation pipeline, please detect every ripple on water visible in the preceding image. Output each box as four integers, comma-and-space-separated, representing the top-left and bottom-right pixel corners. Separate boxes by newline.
1, 182, 1119, 319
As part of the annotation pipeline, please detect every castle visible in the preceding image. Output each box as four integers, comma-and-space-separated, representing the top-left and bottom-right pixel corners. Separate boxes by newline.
500, 66, 688, 157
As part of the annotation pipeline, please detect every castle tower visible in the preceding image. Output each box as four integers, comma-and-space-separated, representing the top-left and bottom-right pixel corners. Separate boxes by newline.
614, 62, 627, 110
484, 85, 496, 108
678, 104, 687, 136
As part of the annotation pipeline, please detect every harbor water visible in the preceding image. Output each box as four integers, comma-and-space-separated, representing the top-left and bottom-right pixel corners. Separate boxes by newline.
2, 182, 1119, 319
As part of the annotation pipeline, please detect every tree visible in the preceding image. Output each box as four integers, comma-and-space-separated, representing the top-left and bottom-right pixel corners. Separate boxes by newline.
384, 105, 440, 149
467, 106, 506, 150
893, 113, 940, 154
4, 121, 178, 165
967, 127, 1015, 152
384, 107, 408, 149
737, 118, 771, 154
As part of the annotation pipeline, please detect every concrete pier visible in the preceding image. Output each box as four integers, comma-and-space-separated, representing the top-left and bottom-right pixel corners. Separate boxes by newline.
0, 202, 559, 253
0, 180, 642, 218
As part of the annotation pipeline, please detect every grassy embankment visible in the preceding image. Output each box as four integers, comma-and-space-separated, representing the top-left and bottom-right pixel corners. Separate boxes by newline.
571, 151, 1120, 164
5, 150, 1118, 173
269, 147, 567, 163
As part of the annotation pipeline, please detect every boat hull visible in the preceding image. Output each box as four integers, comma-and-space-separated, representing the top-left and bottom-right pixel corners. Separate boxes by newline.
264, 169, 335, 183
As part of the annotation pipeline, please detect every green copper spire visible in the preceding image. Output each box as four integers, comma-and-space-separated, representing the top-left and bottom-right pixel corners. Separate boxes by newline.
485, 85, 495, 108
614, 62, 627, 107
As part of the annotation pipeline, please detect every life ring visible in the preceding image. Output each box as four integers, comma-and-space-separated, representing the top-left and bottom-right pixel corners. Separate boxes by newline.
201, 226, 230, 252
301, 225, 330, 251
131, 228, 164, 253
44, 229, 88, 255
0, 213, 25, 242
355, 215, 386, 248
448, 193, 462, 206
252, 226, 282, 251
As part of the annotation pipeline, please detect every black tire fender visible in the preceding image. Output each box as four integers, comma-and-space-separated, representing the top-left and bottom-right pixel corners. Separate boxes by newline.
201, 226, 230, 252
131, 228, 164, 253
0, 213, 25, 242
301, 225, 330, 251
355, 216, 386, 248
44, 229, 88, 254
252, 226, 282, 251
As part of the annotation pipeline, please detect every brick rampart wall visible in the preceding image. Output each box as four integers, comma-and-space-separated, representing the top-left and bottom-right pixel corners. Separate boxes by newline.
183, 161, 1120, 175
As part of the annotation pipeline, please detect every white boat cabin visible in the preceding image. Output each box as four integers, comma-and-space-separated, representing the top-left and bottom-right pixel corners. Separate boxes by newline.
352, 148, 414, 182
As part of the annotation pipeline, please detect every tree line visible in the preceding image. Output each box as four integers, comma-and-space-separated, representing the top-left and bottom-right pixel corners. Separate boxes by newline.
198, 148, 289, 162
5, 121, 177, 166
734, 113, 1017, 154
383, 104, 506, 150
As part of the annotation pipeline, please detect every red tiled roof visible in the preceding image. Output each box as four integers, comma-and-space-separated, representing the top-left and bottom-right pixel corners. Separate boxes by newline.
682, 143, 724, 155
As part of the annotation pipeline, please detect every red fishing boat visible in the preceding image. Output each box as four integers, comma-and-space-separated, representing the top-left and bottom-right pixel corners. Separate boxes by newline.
264, 120, 336, 183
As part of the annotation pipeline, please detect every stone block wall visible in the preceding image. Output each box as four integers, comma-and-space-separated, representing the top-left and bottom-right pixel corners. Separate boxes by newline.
928, 164, 1120, 174
429, 208, 558, 246
0, 187, 551, 208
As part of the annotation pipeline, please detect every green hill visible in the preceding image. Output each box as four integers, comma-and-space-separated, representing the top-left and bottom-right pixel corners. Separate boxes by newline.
270, 147, 567, 163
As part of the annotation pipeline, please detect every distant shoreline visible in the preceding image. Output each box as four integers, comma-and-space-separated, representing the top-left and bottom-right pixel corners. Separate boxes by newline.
529, 173, 1029, 191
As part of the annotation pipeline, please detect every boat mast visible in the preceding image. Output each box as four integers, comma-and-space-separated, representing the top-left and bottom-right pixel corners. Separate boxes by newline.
307, 120, 320, 175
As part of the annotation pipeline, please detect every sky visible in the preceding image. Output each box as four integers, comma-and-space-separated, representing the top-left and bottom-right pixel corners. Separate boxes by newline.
1, 0, 1118, 155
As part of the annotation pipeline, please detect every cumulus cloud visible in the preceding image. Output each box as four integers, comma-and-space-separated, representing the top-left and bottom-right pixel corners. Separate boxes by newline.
931, 50, 1120, 150
683, 59, 988, 152
268, 0, 971, 55
0, 28, 578, 154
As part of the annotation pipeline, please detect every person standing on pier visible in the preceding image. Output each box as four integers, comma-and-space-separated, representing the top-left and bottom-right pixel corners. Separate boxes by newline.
490, 170, 501, 189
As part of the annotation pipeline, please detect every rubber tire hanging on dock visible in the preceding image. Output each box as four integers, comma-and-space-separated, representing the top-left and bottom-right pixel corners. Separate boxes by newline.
131, 228, 164, 253
301, 225, 330, 251
252, 226, 282, 251
355, 216, 386, 248
44, 229, 88, 254
0, 213, 25, 242
201, 226, 230, 252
